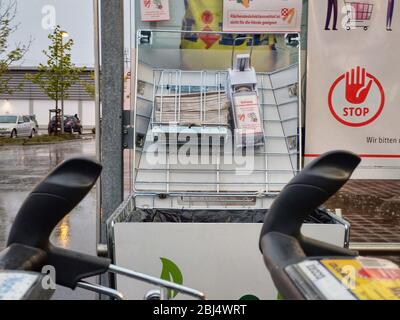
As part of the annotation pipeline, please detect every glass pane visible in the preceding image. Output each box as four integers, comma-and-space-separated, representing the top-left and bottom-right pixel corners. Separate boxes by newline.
139, 31, 297, 72
134, 30, 300, 195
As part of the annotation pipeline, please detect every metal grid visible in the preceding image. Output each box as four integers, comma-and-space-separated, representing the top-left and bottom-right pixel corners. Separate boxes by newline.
325, 179, 400, 243
134, 64, 300, 197
152, 70, 229, 129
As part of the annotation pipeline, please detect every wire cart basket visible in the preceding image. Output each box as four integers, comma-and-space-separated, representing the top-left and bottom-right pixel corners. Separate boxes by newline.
104, 29, 353, 300
344, 1, 374, 30
134, 65, 300, 203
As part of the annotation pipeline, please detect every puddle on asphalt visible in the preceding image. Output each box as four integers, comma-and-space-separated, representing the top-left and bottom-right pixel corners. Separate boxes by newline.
0, 140, 97, 251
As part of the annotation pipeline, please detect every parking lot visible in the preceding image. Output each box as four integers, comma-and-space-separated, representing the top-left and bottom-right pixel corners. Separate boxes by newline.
0, 138, 97, 299
1, 137, 400, 298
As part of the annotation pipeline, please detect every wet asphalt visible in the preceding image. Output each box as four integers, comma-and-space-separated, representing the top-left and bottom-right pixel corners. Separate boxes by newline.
1, 137, 400, 299
0, 138, 97, 300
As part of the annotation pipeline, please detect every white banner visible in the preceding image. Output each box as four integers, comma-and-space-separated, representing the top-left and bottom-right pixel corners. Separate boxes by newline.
305, 0, 400, 179
223, 0, 302, 33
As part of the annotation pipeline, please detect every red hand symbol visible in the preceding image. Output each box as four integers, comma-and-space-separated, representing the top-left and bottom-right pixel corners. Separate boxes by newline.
345, 67, 373, 104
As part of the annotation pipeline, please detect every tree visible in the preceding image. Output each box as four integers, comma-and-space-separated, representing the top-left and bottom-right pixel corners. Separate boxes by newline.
0, 0, 30, 94
26, 25, 85, 134
83, 71, 95, 99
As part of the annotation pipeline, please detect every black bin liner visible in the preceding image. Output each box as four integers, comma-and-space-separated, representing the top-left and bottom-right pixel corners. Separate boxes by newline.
127, 208, 338, 224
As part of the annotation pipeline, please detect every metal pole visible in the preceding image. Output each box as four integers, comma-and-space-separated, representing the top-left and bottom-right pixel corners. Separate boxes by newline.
99, 0, 124, 290
55, 40, 60, 135
108, 264, 206, 300
129, 0, 135, 194
93, 0, 102, 259
77, 281, 124, 300
60, 36, 65, 134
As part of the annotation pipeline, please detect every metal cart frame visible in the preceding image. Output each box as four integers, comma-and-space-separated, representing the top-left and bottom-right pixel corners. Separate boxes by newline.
105, 29, 351, 299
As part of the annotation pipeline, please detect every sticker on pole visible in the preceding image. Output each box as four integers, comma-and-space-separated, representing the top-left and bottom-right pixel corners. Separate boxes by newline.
328, 67, 385, 127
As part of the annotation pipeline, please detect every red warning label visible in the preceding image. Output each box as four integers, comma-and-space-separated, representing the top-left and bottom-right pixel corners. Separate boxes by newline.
328, 67, 385, 127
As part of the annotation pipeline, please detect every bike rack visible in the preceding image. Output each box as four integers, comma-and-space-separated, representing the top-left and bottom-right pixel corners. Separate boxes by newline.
77, 264, 207, 300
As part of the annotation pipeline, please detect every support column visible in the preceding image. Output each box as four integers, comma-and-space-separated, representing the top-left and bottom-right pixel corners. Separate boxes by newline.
78, 100, 83, 125
29, 99, 34, 116
99, 0, 124, 287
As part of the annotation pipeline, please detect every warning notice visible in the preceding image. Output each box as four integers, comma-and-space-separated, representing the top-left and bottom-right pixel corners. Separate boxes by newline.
223, 0, 302, 32
305, 1, 400, 178
140, 0, 170, 22
328, 66, 385, 127
234, 93, 263, 134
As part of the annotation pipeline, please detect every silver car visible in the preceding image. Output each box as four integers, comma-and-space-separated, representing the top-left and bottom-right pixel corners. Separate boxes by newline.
0, 115, 37, 138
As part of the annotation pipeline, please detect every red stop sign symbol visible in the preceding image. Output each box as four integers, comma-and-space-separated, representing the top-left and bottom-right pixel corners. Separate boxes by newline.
328, 67, 385, 127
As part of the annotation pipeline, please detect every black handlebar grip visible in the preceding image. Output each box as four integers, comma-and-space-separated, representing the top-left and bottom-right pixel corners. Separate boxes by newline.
5, 158, 111, 289
260, 150, 361, 245
7, 158, 102, 249
0, 244, 47, 272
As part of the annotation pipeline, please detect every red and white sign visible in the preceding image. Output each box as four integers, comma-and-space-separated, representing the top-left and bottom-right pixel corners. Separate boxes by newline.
234, 93, 263, 135
305, 1, 400, 179
328, 66, 385, 127
222, 0, 302, 33
140, 0, 170, 22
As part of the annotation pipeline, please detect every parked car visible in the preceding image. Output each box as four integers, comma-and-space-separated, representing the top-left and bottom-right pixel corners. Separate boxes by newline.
26, 115, 39, 130
0, 115, 37, 138
48, 114, 83, 135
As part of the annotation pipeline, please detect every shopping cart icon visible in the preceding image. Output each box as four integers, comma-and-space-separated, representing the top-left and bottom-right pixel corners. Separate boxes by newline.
344, 1, 374, 31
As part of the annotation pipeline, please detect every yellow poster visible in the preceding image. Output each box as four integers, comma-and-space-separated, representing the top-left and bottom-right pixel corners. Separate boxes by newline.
321, 258, 400, 300
181, 0, 275, 50
180, 0, 278, 70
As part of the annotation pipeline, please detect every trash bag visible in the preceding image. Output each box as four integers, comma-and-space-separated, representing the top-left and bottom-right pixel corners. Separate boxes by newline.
127, 208, 339, 224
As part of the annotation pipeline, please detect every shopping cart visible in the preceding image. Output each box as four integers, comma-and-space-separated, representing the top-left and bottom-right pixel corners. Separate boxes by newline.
344, 1, 374, 31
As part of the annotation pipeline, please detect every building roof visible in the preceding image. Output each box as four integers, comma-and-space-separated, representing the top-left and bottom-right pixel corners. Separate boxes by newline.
0, 68, 95, 101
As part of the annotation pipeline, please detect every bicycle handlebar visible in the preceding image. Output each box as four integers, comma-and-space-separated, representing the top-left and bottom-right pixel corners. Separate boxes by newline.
259, 151, 361, 299
2, 158, 110, 289
2, 151, 360, 299
0, 158, 206, 300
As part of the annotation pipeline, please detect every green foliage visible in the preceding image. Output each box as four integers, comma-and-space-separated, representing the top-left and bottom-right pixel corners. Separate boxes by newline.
0, 134, 80, 146
25, 25, 85, 134
83, 71, 95, 99
0, 1, 30, 94
26, 25, 85, 102
239, 294, 260, 300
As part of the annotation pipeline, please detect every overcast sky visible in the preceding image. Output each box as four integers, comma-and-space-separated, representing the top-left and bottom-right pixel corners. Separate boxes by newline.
8, 0, 95, 67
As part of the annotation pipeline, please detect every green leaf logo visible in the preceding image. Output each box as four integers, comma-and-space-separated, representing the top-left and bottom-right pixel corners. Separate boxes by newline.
160, 257, 183, 299
239, 294, 260, 300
